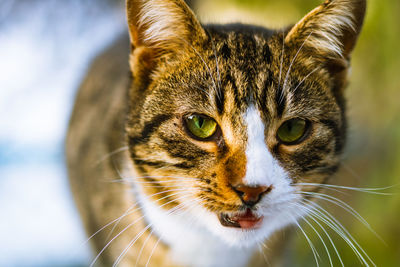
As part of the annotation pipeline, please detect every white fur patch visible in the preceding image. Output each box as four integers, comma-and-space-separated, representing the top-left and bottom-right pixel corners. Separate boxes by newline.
137, 190, 254, 267
137, 0, 191, 48
243, 105, 287, 187
308, 8, 355, 57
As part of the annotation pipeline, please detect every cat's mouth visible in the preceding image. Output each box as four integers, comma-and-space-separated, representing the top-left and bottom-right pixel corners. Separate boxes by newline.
218, 209, 263, 229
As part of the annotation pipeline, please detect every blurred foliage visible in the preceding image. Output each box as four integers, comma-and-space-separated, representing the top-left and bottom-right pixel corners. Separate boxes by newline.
198, 0, 400, 266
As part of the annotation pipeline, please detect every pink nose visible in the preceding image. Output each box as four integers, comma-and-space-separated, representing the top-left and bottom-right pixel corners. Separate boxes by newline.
232, 184, 273, 206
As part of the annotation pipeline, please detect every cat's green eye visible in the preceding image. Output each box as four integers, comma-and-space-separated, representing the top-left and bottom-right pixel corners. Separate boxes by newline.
277, 118, 308, 144
185, 115, 217, 140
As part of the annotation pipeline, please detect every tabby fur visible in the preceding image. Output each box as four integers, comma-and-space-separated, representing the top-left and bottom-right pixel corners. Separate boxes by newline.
66, 0, 366, 266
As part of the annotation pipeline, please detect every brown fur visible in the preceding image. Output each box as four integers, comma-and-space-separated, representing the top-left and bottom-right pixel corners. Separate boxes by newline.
66, 0, 366, 266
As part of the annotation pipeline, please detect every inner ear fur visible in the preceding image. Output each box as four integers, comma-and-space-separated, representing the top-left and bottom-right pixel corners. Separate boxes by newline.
285, 0, 366, 60
126, 0, 206, 86
284, 0, 366, 92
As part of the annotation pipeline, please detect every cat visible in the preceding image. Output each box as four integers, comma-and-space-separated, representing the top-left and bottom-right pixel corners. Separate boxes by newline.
66, 0, 366, 266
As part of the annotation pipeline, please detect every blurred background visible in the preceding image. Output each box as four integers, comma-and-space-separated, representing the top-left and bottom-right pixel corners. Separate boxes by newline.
0, 0, 398, 266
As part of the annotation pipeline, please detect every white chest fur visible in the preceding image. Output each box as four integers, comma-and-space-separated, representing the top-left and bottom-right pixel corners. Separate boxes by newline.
137, 190, 255, 267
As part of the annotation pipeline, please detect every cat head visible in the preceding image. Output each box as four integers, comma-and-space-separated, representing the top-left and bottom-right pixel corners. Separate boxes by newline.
125, 0, 366, 247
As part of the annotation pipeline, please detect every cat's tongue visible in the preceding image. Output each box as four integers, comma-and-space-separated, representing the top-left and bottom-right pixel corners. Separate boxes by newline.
232, 209, 263, 229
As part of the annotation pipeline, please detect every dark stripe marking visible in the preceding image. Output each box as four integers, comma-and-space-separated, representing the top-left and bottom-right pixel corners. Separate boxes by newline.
320, 119, 344, 154
263, 43, 272, 64
129, 114, 171, 145
158, 135, 209, 160
134, 159, 195, 170
275, 88, 286, 118
220, 43, 231, 60
215, 84, 225, 114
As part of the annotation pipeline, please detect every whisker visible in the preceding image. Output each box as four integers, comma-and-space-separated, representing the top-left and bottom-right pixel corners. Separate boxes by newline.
92, 146, 129, 166
192, 84, 213, 99
297, 191, 384, 243
103, 186, 197, 242
105, 203, 140, 242
258, 243, 270, 267
308, 213, 345, 267
140, 184, 197, 189
303, 199, 376, 266
304, 216, 332, 266
292, 203, 333, 266
106, 176, 201, 184
302, 201, 366, 264
115, 198, 201, 266
280, 31, 313, 104
89, 193, 194, 267
209, 32, 222, 100
145, 234, 162, 267
297, 182, 396, 195
134, 227, 155, 267
123, 176, 201, 182
178, 37, 218, 92
290, 215, 320, 267
144, 199, 202, 267
277, 31, 285, 93
294, 202, 344, 267
291, 67, 320, 95
145, 202, 199, 267
113, 222, 153, 267
81, 202, 139, 247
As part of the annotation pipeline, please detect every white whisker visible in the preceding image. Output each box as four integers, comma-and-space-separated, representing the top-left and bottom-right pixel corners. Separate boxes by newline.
134, 227, 154, 267
307, 213, 344, 267
105, 176, 202, 185
258, 243, 270, 266
89, 193, 194, 266
303, 199, 375, 266
290, 215, 320, 267
280, 31, 313, 104
92, 146, 129, 166
291, 67, 320, 95
115, 198, 201, 266
210, 33, 223, 101
145, 234, 162, 267
297, 182, 396, 195
292, 203, 333, 266
277, 31, 285, 93
179, 37, 218, 92
298, 191, 384, 243
294, 202, 344, 267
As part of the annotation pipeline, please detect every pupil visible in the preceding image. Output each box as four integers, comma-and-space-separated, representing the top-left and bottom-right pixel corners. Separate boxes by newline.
287, 122, 293, 132
197, 117, 204, 128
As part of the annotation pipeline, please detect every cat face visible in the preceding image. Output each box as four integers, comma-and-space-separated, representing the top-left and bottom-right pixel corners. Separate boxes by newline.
126, 0, 365, 247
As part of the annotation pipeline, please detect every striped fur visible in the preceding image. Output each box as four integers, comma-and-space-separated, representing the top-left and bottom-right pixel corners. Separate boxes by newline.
66, 0, 366, 266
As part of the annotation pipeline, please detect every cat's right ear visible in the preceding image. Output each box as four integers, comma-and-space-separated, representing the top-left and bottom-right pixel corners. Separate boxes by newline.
126, 0, 206, 84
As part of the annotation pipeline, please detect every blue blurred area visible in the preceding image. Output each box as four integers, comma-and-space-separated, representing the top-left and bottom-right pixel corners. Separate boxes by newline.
0, 0, 124, 265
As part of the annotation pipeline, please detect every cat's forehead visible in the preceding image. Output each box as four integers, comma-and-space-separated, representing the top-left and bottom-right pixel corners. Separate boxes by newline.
185, 26, 277, 115
203, 27, 334, 117
206, 25, 275, 84
148, 24, 336, 126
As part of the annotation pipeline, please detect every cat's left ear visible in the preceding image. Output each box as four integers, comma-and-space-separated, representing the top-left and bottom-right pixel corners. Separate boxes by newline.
285, 0, 366, 82
126, 0, 206, 85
